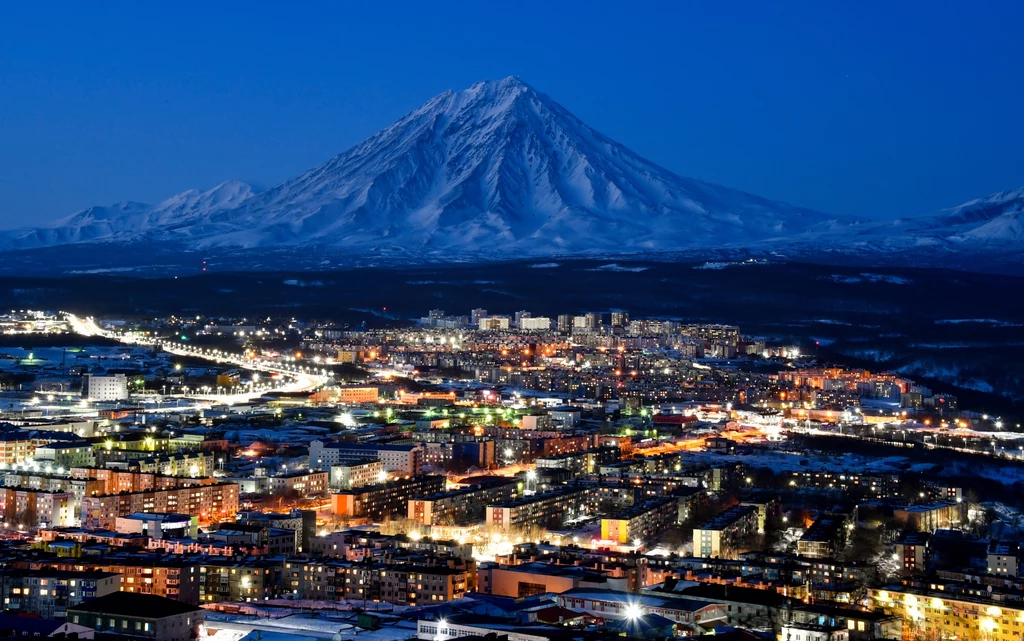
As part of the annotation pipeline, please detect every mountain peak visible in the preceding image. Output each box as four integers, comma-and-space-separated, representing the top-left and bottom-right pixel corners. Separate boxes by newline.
6, 78, 1022, 270
467, 75, 531, 94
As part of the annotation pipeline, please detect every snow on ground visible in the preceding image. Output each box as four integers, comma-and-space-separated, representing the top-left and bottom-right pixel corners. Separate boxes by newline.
827, 273, 911, 285
588, 263, 648, 272
529, 262, 559, 268
202, 609, 418, 641
935, 318, 1023, 327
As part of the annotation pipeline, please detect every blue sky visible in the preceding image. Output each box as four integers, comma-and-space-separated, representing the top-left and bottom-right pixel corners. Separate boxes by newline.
1, 1, 1022, 228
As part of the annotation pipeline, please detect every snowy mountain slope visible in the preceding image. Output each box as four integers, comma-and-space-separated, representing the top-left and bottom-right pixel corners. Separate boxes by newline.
0, 77, 1021, 270
0, 77, 845, 255
178, 76, 844, 253
752, 186, 1024, 257
0, 181, 254, 249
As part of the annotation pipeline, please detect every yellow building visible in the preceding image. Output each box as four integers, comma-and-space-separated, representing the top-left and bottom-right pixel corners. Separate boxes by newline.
870, 585, 1024, 641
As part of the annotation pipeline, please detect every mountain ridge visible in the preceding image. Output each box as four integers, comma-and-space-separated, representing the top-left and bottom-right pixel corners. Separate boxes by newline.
0, 76, 1022, 273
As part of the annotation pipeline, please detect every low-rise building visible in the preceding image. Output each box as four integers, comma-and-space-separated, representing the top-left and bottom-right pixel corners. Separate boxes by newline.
781, 622, 850, 641
987, 540, 1019, 577
893, 500, 965, 532
68, 592, 203, 641
477, 562, 589, 598
798, 512, 854, 559
556, 587, 727, 633
114, 512, 198, 540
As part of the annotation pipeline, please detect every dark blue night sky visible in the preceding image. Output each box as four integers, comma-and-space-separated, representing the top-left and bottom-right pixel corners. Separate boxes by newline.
1, 0, 1022, 227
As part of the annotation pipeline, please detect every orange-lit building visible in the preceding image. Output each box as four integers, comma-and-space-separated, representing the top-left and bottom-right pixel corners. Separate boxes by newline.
309, 386, 380, 404
81, 483, 239, 529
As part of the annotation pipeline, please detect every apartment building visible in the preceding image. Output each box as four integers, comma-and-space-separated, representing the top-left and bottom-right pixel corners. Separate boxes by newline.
0, 432, 39, 464
0, 487, 74, 528
870, 582, 1024, 641
600, 497, 678, 544
80, 482, 239, 529
82, 374, 129, 401
132, 451, 215, 477
70, 467, 211, 494
34, 441, 96, 468
789, 470, 901, 499
267, 470, 329, 497
0, 569, 120, 619
535, 447, 619, 478
988, 541, 1019, 577
798, 512, 854, 559
895, 532, 930, 576
200, 559, 283, 603
486, 487, 595, 529
408, 478, 518, 526
329, 458, 384, 490
24, 557, 201, 604
310, 440, 423, 476
693, 504, 760, 559
295, 559, 469, 605
331, 475, 446, 520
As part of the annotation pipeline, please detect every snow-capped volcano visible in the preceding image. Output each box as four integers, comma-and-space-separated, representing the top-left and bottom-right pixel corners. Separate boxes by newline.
0, 76, 1021, 273
0, 77, 842, 255
179, 76, 842, 252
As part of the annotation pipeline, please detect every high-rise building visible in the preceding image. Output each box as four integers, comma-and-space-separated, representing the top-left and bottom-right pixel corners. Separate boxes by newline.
611, 311, 629, 328
471, 308, 487, 327
519, 317, 552, 331
514, 311, 531, 327
557, 315, 573, 333
478, 316, 511, 331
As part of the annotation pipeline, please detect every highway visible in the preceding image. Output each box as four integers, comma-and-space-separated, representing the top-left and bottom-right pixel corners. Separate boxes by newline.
66, 313, 328, 404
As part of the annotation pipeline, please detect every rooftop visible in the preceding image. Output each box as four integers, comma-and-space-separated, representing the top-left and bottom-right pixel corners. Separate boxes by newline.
559, 587, 718, 613
68, 591, 201, 617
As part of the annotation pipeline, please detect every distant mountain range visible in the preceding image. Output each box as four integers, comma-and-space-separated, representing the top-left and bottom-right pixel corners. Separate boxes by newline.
1, 76, 1022, 273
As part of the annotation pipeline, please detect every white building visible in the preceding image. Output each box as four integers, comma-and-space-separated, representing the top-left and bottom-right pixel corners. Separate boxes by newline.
83, 374, 129, 401
329, 459, 384, 490
309, 441, 423, 476
520, 317, 552, 331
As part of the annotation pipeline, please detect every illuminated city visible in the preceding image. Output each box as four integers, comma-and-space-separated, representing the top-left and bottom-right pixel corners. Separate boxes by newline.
1, 3, 1023, 640
0, 305, 1019, 640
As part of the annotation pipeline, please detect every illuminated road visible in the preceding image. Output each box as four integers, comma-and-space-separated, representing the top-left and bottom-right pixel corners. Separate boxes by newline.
66, 313, 327, 404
